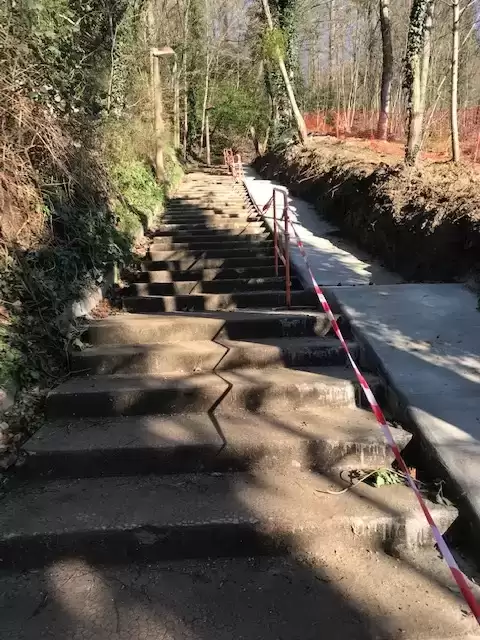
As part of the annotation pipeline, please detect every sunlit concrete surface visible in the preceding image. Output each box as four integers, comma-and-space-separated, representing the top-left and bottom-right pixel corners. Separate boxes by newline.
333, 283, 480, 532
244, 167, 401, 287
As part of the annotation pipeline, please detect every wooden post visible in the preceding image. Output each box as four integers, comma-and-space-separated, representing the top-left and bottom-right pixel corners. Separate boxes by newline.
205, 109, 211, 165
152, 52, 165, 181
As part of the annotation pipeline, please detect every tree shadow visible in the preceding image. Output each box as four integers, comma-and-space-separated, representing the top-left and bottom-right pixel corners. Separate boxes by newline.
2, 173, 479, 638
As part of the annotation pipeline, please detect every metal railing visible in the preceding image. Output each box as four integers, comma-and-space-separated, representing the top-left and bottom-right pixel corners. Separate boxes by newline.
224, 149, 292, 308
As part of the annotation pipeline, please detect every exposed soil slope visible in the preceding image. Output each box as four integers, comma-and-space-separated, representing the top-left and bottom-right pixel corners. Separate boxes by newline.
254, 138, 480, 282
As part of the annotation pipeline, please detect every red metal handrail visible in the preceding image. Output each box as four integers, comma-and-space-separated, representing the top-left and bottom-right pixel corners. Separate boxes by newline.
224, 149, 292, 307
262, 188, 291, 308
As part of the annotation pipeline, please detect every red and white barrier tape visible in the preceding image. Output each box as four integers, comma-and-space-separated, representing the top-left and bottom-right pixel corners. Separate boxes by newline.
280, 204, 480, 625
237, 162, 479, 625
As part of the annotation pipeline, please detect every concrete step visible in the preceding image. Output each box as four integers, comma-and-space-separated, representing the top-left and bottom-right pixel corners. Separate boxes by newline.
46, 366, 383, 418
162, 210, 251, 220
3, 549, 477, 639
151, 239, 273, 251
153, 231, 267, 242
170, 195, 246, 203
159, 221, 265, 232
123, 277, 301, 297
136, 265, 286, 282
72, 336, 355, 375
153, 229, 264, 239
122, 289, 317, 312
0, 469, 456, 569
148, 247, 274, 261
86, 310, 349, 345
167, 204, 247, 213
23, 408, 411, 477
142, 256, 278, 270
163, 207, 248, 216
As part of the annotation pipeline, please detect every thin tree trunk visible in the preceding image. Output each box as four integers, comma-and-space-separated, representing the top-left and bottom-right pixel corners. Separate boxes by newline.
205, 111, 211, 165
182, 1, 190, 161
451, 0, 460, 162
173, 56, 180, 149
423, 24, 474, 144
405, 0, 434, 165
420, 0, 434, 110
106, 17, 118, 114
200, 0, 210, 151
328, 0, 335, 108
377, 0, 393, 139
260, 0, 307, 143
200, 52, 210, 150
152, 53, 165, 180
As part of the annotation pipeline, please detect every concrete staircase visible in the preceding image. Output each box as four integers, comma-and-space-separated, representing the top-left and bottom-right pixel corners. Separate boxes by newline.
1, 171, 478, 639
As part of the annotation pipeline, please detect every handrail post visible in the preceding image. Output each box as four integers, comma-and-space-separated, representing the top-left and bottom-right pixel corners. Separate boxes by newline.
273, 194, 279, 276
283, 196, 291, 308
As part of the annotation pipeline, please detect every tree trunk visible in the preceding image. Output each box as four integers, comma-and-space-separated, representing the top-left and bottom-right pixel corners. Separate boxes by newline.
405, 0, 434, 165
328, 0, 335, 108
377, 0, 393, 140
205, 111, 211, 165
260, 0, 307, 143
451, 0, 460, 162
200, 52, 210, 150
152, 53, 164, 181
420, 0, 434, 110
182, 1, 190, 161
173, 56, 180, 149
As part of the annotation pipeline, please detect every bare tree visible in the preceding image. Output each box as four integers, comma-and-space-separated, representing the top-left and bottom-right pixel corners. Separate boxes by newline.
377, 0, 393, 139
405, 0, 435, 165
451, 0, 460, 161
260, 0, 307, 143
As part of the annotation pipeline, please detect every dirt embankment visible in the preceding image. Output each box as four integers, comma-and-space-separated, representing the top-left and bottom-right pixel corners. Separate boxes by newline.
253, 139, 480, 282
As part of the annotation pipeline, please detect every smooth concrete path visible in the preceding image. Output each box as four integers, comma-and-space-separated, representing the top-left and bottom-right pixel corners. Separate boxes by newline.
244, 167, 401, 287
334, 284, 480, 532
245, 167, 480, 535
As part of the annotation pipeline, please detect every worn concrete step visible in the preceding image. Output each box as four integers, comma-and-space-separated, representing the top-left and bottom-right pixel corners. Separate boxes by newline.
151, 239, 273, 251
142, 256, 278, 270
166, 204, 247, 213
3, 549, 477, 639
170, 195, 246, 202
159, 221, 265, 232
153, 229, 264, 240
24, 408, 411, 478
72, 336, 355, 375
162, 212, 251, 222
122, 289, 317, 312
136, 265, 286, 283
165, 209, 248, 219
123, 277, 301, 297
153, 231, 267, 242
148, 247, 274, 261
163, 207, 248, 216
0, 469, 456, 569
86, 310, 349, 345
46, 366, 382, 418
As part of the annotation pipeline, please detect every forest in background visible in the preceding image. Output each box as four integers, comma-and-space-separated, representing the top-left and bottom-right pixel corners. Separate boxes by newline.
1, 0, 480, 424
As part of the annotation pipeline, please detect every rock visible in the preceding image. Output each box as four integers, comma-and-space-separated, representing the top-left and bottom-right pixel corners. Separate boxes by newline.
0, 432, 10, 446
0, 447, 17, 470
0, 421, 9, 432
0, 387, 14, 413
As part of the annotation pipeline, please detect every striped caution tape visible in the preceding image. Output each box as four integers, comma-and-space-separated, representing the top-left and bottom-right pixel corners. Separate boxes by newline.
281, 205, 480, 625
234, 161, 480, 623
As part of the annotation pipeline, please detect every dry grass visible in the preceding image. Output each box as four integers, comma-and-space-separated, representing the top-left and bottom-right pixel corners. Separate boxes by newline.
0, 26, 72, 252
